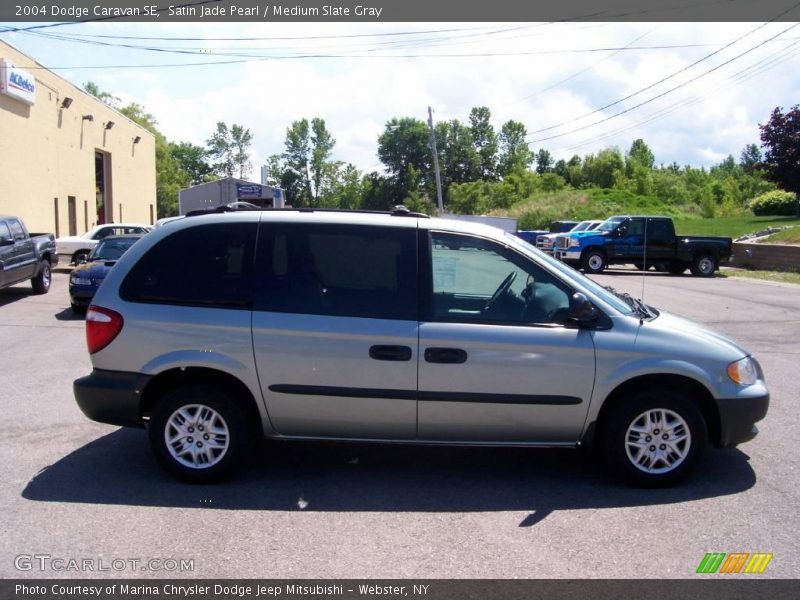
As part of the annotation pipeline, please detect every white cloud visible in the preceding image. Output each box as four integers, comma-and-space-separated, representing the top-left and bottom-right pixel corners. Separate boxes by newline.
6, 21, 799, 175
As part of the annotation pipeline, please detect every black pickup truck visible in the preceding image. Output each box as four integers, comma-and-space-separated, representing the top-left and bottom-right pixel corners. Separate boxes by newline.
554, 215, 732, 277
0, 216, 59, 294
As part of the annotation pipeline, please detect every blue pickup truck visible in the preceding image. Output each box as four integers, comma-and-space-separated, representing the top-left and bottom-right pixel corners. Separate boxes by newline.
554, 215, 732, 277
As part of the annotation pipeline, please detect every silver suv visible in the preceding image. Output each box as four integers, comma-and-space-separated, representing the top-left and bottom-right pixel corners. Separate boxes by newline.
73, 209, 769, 486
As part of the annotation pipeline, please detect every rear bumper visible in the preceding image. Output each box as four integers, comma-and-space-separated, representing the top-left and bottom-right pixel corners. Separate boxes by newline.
715, 393, 769, 447
74, 369, 152, 428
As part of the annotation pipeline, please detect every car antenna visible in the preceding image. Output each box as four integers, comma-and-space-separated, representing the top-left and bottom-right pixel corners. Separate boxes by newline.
640, 218, 648, 323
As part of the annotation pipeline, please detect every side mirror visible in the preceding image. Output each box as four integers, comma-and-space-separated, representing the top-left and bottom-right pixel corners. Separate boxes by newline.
569, 292, 598, 323
0, 238, 14, 247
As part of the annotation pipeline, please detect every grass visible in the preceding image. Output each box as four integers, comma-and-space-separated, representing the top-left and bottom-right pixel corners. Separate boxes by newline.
723, 267, 800, 285
759, 226, 800, 245
673, 215, 800, 238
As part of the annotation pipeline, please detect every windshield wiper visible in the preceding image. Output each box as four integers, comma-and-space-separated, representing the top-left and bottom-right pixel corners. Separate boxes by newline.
603, 286, 652, 319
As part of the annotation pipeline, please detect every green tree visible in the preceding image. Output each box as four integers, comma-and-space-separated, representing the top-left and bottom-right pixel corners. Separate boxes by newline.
535, 148, 554, 174
310, 118, 336, 204
626, 138, 655, 176
436, 119, 480, 189
498, 120, 534, 176
469, 106, 498, 180
739, 143, 762, 175
583, 148, 624, 188
377, 118, 432, 197
206, 122, 253, 179
83, 81, 121, 108
759, 105, 800, 195
283, 119, 313, 205
169, 142, 214, 186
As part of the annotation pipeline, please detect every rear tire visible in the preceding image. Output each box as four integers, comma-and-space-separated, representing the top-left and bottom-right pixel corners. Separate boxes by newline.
148, 385, 251, 483
690, 254, 717, 277
70, 303, 86, 314
601, 390, 706, 487
582, 250, 607, 274
31, 260, 51, 294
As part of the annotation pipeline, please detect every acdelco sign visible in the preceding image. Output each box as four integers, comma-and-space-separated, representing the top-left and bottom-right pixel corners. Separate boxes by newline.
1, 59, 36, 105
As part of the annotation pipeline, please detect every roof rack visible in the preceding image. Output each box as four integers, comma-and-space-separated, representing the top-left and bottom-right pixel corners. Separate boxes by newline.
184, 204, 430, 219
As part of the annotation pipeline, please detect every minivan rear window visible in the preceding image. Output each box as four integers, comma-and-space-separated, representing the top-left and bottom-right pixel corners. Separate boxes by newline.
119, 223, 257, 309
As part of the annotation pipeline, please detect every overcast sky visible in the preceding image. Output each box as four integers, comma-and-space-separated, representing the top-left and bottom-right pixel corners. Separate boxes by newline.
2, 20, 799, 179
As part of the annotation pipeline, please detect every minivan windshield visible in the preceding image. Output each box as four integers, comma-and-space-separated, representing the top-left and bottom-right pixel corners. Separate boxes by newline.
503, 232, 633, 314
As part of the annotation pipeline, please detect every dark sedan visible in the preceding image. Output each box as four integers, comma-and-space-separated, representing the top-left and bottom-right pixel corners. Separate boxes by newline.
69, 234, 144, 313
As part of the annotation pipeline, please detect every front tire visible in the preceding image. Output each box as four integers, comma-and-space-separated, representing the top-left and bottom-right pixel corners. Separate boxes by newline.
31, 260, 51, 294
148, 385, 251, 483
602, 390, 706, 487
690, 254, 717, 277
582, 250, 607, 274
71, 250, 89, 265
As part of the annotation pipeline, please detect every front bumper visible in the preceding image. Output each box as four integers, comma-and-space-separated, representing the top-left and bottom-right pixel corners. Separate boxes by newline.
69, 283, 98, 306
74, 369, 152, 428
557, 250, 582, 261
714, 392, 769, 447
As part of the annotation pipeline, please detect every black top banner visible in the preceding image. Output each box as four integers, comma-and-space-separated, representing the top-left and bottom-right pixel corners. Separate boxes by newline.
2, 0, 800, 22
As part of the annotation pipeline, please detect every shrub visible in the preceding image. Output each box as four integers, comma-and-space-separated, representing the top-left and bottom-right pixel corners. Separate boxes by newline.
748, 190, 799, 216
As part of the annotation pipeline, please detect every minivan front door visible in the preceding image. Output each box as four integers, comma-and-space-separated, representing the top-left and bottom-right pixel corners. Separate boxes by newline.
252, 222, 419, 440
417, 231, 596, 443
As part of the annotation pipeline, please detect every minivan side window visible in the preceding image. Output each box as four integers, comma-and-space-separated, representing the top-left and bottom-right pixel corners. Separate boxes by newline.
254, 223, 417, 321
119, 223, 257, 309
426, 232, 571, 325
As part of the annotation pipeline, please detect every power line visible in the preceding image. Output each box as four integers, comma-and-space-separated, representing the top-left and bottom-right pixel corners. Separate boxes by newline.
527, 3, 800, 137
561, 37, 800, 153
528, 22, 800, 144
503, 27, 658, 109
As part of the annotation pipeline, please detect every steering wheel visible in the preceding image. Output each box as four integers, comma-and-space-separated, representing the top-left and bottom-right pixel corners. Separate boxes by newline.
484, 271, 517, 312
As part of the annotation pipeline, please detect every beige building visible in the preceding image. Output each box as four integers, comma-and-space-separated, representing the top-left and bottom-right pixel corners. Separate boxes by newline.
0, 40, 156, 237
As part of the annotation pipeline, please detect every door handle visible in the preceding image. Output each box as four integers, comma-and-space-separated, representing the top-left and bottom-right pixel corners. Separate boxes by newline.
369, 345, 412, 362
424, 347, 468, 364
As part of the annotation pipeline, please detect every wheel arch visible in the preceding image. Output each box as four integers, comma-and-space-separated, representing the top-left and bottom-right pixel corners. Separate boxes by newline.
140, 367, 263, 434
581, 245, 607, 260
589, 373, 721, 447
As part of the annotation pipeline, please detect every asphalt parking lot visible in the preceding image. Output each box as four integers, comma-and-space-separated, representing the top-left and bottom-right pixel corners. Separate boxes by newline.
0, 266, 797, 579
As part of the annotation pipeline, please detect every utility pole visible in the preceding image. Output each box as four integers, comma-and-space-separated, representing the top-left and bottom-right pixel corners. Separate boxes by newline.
427, 106, 445, 214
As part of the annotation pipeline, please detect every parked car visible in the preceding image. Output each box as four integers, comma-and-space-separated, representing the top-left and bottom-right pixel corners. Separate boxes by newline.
555, 216, 733, 276
73, 209, 768, 486
56, 223, 151, 265
0, 215, 58, 294
536, 220, 603, 255
69, 235, 144, 313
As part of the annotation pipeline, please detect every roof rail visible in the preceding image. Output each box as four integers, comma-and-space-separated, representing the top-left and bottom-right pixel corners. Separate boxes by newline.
184, 204, 430, 219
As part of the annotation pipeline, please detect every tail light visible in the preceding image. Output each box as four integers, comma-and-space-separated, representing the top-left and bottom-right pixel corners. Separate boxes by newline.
86, 306, 124, 354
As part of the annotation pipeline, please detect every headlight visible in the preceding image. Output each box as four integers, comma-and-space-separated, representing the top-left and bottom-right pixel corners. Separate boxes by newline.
727, 356, 757, 386
569, 238, 580, 247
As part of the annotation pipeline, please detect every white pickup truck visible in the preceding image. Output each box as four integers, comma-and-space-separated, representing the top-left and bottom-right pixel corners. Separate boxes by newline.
56, 223, 152, 265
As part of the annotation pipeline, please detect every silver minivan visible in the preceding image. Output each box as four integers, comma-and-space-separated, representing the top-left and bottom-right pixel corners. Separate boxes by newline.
73, 209, 769, 486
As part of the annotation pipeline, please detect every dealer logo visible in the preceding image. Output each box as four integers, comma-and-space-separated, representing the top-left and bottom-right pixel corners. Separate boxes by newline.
696, 552, 773, 574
